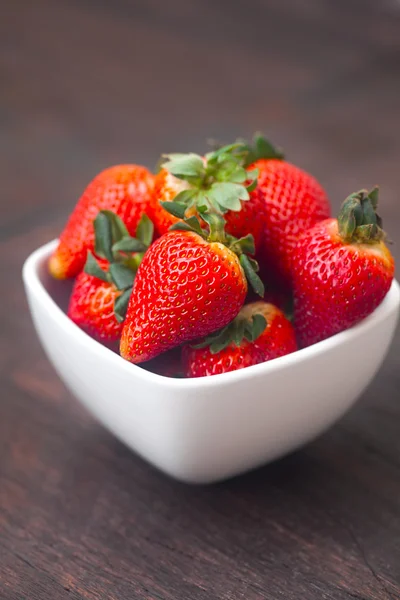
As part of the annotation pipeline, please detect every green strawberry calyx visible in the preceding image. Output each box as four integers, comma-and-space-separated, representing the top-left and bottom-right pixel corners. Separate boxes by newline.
169, 212, 265, 297
160, 142, 259, 217
160, 134, 284, 218
239, 132, 285, 167
84, 210, 154, 322
192, 306, 267, 354
338, 187, 387, 244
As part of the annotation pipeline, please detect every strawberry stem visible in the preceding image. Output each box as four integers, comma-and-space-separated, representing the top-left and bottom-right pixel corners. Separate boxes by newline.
338, 187, 386, 244
201, 212, 226, 243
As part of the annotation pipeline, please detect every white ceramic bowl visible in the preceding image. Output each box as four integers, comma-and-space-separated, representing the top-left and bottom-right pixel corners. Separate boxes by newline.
23, 240, 399, 484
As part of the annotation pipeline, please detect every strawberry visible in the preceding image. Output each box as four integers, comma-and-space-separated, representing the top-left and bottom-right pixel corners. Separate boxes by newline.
68, 261, 123, 346
292, 187, 395, 348
120, 212, 265, 363
241, 134, 331, 287
49, 164, 154, 279
68, 210, 153, 344
149, 135, 330, 281
183, 301, 297, 377
148, 167, 188, 236
148, 144, 261, 246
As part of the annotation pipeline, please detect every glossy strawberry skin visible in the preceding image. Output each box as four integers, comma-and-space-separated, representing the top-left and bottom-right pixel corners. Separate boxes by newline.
148, 169, 186, 236
184, 343, 265, 377
255, 159, 331, 286
120, 230, 247, 363
292, 218, 395, 347
68, 264, 124, 344
223, 186, 265, 251
49, 165, 154, 279
184, 302, 297, 377
249, 303, 297, 358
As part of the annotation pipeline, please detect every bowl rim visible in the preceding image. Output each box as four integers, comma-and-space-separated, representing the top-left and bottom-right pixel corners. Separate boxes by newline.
23, 239, 400, 391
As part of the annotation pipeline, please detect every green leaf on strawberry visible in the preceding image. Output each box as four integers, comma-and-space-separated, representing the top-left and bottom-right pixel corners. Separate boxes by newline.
114, 288, 133, 323
162, 153, 205, 179
241, 132, 285, 166
184, 216, 205, 236
160, 142, 259, 218
109, 263, 136, 290
240, 254, 265, 297
105, 209, 130, 241
94, 211, 115, 262
84, 251, 109, 283
84, 210, 154, 322
338, 187, 386, 244
368, 186, 379, 210
244, 313, 266, 342
208, 182, 249, 212
192, 310, 267, 354
136, 214, 154, 247
112, 237, 148, 254
230, 234, 256, 257
160, 201, 188, 219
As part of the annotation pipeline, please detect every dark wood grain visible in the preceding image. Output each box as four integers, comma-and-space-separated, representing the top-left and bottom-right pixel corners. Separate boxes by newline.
1, 1, 400, 598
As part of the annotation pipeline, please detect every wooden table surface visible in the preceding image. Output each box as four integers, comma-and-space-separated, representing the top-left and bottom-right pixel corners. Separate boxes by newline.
1, 1, 400, 598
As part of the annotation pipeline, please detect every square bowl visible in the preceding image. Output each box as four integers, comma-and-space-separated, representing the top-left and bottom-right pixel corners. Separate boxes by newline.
23, 240, 400, 483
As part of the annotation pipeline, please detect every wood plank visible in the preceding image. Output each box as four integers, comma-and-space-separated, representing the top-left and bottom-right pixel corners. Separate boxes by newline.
1, 1, 399, 598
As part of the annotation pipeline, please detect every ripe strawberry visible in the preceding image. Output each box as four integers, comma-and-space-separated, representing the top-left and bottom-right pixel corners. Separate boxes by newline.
120, 213, 265, 363
68, 211, 153, 344
68, 261, 123, 346
149, 135, 330, 278
148, 167, 188, 235
49, 164, 154, 279
183, 301, 297, 377
148, 144, 261, 247
241, 134, 331, 287
222, 187, 265, 254
292, 187, 395, 348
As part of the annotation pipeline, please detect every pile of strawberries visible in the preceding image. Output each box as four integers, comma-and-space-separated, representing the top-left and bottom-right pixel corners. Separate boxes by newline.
49, 134, 395, 378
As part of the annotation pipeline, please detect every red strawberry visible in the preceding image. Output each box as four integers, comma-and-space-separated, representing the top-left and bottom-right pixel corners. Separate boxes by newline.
147, 145, 261, 247
183, 301, 297, 377
222, 187, 265, 253
149, 136, 330, 279
68, 262, 123, 345
68, 211, 153, 344
292, 187, 395, 348
148, 167, 187, 236
242, 134, 331, 287
120, 213, 264, 363
49, 164, 154, 279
